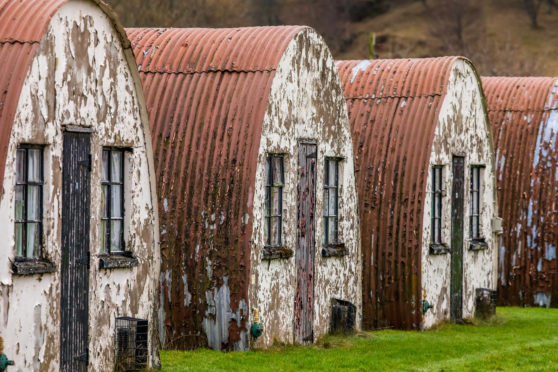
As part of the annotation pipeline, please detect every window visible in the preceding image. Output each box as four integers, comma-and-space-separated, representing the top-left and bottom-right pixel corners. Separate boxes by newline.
264, 155, 284, 247
15, 146, 44, 258
431, 166, 443, 244
470, 166, 482, 239
324, 158, 340, 245
101, 148, 125, 253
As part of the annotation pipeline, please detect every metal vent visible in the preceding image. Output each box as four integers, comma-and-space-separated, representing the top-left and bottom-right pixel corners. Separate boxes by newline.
330, 299, 356, 335
115, 317, 148, 371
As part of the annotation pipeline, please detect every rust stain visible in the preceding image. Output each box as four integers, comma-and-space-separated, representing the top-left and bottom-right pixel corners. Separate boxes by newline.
482, 76, 558, 308
126, 26, 307, 350
337, 57, 462, 330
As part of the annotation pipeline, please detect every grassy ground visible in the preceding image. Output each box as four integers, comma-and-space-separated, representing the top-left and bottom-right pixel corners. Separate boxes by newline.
158, 307, 558, 371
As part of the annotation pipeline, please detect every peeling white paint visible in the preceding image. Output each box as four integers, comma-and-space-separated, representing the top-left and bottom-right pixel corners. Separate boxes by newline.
421, 59, 498, 328
0, 1, 160, 370
248, 29, 362, 347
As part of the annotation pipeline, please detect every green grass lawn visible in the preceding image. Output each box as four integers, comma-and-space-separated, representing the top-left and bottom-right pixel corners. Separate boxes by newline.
159, 307, 558, 372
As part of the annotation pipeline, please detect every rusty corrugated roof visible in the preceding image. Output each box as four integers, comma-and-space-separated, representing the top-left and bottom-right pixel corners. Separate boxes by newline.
482, 76, 558, 307
0, 0, 129, 188
337, 57, 462, 330
126, 26, 308, 350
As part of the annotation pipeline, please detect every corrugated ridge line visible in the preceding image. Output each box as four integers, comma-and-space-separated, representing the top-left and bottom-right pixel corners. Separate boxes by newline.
337, 56, 458, 330
127, 27, 299, 349
482, 76, 558, 308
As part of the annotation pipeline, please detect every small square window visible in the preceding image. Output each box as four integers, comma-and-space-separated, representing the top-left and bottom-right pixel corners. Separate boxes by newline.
15, 146, 44, 258
264, 155, 284, 247
101, 148, 125, 254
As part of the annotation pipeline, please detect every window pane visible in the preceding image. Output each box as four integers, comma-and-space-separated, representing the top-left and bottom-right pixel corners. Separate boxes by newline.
26, 222, 40, 258
27, 149, 41, 182
264, 187, 271, 217
16, 149, 25, 183
266, 157, 272, 186
27, 185, 41, 221
271, 216, 281, 246
324, 189, 329, 216
328, 216, 338, 244
15, 185, 25, 221
271, 187, 281, 216
329, 188, 338, 216
329, 160, 338, 187
100, 220, 107, 254
111, 185, 122, 218
272, 157, 283, 185
264, 217, 270, 245
473, 217, 479, 238
102, 150, 109, 182
111, 220, 123, 252
15, 223, 24, 256
101, 185, 108, 218
111, 151, 122, 183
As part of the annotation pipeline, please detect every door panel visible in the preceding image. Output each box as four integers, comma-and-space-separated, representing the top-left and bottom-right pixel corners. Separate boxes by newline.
295, 143, 317, 344
60, 131, 91, 372
450, 156, 465, 322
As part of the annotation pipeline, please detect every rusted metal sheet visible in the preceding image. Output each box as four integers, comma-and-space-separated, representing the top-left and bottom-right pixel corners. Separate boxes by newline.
338, 57, 479, 330
482, 77, 558, 307
126, 26, 307, 350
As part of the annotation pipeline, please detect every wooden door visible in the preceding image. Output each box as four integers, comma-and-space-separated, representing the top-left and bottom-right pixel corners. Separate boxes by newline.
295, 143, 317, 344
450, 156, 465, 322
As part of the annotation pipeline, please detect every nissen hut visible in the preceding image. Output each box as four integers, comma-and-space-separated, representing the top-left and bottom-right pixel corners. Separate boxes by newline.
337, 57, 499, 330
482, 77, 558, 308
127, 26, 362, 350
0, 0, 160, 370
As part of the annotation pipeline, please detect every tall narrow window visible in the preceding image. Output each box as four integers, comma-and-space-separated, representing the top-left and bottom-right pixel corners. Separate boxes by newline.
324, 158, 340, 245
431, 166, 443, 244
101, 148, 125, 253
264, 155, 284, 247
15, 146, 44, 258
470, 166, 481, 239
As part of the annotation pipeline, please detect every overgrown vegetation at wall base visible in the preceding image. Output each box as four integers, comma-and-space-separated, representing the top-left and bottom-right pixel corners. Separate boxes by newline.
158, 307, 558, 371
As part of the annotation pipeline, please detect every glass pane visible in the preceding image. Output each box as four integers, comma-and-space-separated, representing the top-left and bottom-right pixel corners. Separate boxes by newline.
26, 222, 40, 258
271, 217, 281, 246
111, 185, 122, 218
100, 220, 107, 254
271, 187, 281, 216
111, 151, 122, 183
324, 190, 329, 216
101, 185, 108, 218
266, 157, 272, 186
272, 157, 283, 185
328, 217, 338, 244
329, 160, 338, 187
28, 149, 41, 182
15, 223, 24, 256
264, 217, 270, 245
102, 150, 109, 182
473, 217, 479, 238
16, 149, 25, 183
111, 220, 123, 252
329, 188, 337, 216
27, 185, 41, 221
472, 192, 479, 215
15, 185, 25, 221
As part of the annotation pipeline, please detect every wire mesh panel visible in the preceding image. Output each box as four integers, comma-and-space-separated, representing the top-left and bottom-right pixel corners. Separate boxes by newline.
115, 317, 148, 371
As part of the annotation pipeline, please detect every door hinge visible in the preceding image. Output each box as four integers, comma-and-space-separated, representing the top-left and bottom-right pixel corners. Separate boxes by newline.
78, 154, 92, 172
74, 350, 89, 363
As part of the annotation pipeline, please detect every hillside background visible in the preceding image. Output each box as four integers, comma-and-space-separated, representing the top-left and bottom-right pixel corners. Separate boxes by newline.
106, 0, 558, 76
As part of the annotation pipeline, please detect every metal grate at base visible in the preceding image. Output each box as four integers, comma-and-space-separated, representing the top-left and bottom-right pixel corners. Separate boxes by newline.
115, 317, 148, 371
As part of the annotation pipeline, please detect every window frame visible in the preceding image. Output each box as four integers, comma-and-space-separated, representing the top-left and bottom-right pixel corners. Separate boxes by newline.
431, 165, 443, 245
15, 144, 44, 259
101, 147, 126, 255
264, 154, 284, 248
324, 157, 341, 246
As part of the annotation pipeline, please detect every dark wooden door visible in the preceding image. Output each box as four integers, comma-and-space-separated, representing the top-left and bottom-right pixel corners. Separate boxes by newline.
60, 131, 91, 372
295, 143, 317, 344
450, 156, 465, 322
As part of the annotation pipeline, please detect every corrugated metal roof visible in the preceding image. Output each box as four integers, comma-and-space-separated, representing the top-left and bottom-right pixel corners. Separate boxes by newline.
482, 76, 558, 307
0, 0, 130, 188
126, 26, 308, 350
337, 57, 462, 330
